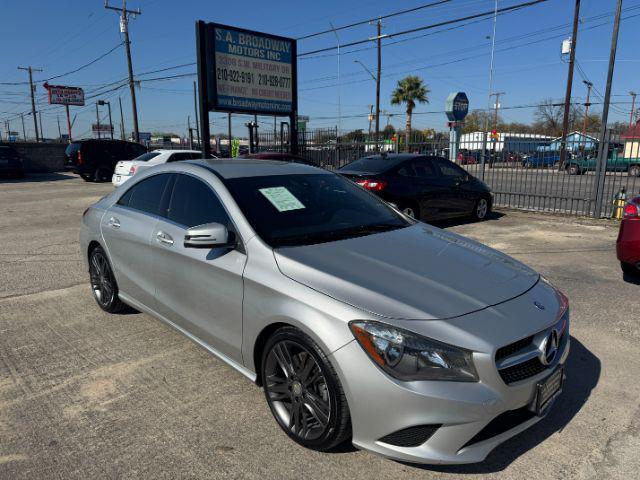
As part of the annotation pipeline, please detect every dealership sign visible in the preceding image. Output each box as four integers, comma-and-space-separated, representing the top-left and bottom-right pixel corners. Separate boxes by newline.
92, 124, 113, 133
43, 83, 85, 106
197, 22, 297, 115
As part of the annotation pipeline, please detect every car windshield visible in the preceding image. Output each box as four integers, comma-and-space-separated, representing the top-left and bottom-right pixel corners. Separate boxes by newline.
225, 173, 412, 248
133, 152, 161, 162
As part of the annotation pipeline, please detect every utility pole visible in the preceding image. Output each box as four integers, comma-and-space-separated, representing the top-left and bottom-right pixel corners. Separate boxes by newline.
227, 113, 232, 155
105, 0, 141, 143
18, 66, 42, 142
57, 116, 62, 141
630, 91, 637, 127
20, 114, 26, 141
582, 80, 592, 150
187, 115, 193, 150
118, 97, 126, 140
367, 105, 374, 142
490, 92, 504, 165
559, 0, 581, 168
39, 112, 44, 140
98, 100, 113, 139
96, 102, 101, 139
375, 19, 382, 152
594, 0, 623, 219
193, 81, 200, 147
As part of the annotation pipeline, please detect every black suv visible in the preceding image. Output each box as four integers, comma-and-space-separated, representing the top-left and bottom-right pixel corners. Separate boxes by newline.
65, 139, 147, 182
0, 144, 24, 179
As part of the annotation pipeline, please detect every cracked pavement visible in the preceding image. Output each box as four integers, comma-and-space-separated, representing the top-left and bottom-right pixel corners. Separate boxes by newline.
1, 173, 639, 479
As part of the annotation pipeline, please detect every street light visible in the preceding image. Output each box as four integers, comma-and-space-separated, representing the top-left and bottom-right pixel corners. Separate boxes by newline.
97, 100, 113, 140
630, 91, 637, 127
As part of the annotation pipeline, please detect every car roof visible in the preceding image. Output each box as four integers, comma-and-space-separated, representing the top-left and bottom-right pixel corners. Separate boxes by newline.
153, 149, 201, 153
186, 158, 325, 179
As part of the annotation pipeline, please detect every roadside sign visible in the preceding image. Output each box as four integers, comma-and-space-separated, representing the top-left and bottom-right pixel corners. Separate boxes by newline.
43, 83, 85, 106
297, 115, 309, 132
139, 132, 152, 142
92, 124, 113, 133
197, 21, 297, 115
445, 92, 469, 122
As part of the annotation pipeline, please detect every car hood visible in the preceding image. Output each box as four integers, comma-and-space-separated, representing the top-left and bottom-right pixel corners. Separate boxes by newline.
273, 223, 539, 320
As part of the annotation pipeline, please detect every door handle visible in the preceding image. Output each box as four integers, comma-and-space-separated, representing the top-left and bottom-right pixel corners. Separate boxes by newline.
156, 231, 174, 246
108, 217, 121, 228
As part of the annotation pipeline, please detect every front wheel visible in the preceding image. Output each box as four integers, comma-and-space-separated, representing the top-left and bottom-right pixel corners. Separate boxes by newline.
628, 165, 640, 177
261, 327, 351, 451
473, 197, 491, 221
89, 246, 128, 313
94, 167, 111, 182
566, 164, 581, 175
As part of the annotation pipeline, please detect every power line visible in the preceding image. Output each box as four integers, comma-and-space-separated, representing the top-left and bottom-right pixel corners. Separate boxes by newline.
296, 0, 451, 40
298, 0, 550, 57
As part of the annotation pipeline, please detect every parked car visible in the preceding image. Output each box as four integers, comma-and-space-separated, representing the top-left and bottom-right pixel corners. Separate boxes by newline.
112, 149, 212, 187
617, 195, 640, 276
565, 150, 640, 176
522, 153, 560, 169
65, 139, 147, 182
80, 159, 569, 464
456, 151, 478, 165
337, 154, 492, 222
242, 152, 316, 166
0, 144, 24, 179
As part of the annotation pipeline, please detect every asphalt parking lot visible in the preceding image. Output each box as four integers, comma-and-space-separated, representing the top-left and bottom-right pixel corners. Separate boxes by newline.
1, 173, 639, 479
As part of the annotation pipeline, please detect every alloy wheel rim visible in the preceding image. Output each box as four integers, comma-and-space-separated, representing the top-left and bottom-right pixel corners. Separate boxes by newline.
264, 340, 331, 441
89, 252, 114, 305
477, 199, 488, 218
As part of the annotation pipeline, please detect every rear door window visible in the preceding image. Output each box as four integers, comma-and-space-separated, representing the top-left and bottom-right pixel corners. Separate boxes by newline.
118, 174, 171, 216
167, 174, 230, 228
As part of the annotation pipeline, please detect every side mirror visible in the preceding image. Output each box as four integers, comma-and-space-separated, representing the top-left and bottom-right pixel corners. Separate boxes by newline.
184, 222, 234, 249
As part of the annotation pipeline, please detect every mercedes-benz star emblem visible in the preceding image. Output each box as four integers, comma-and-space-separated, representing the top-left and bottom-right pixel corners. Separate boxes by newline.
534, 301, 545, 310
540, 329, 559, 365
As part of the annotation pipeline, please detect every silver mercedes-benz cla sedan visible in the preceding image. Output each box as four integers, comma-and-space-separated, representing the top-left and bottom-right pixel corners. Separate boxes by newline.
80, 159, 569, 464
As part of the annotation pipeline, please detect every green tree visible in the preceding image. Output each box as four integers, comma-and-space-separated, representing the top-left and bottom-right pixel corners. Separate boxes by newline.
382, 124, 396, 138
462, 110, 496, 134
390, 75, 429, 149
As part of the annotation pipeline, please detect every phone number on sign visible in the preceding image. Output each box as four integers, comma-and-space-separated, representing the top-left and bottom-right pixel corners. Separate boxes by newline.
216, 68, 255, 85
258, 74, 291, 89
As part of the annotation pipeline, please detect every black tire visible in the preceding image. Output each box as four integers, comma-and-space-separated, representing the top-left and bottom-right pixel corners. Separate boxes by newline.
472, 196, 491, 221
628, 165, 640, 177
88, 245, 128, 313
80, 172, 93, 182
398, 202, 420, 220
566, 164, 581, 176
621, 261, 640, 277
261, 326, 351, 452
94, 167, 111, 182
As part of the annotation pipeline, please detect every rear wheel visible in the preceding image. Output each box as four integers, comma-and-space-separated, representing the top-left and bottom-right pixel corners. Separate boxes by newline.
473, 197, 491, 221
80, 173, 93, 182
261, 327, 351, 451
94, 167, 111, 182
621, 261, 640, 277
89, 246, 127, 313
628, 165, 640, 177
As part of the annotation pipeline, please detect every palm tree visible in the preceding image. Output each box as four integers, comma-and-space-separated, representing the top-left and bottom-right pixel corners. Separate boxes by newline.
390, 76, 429, 150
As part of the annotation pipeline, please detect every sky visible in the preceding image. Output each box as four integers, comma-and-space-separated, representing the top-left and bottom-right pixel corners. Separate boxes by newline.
0, 0, 639, 140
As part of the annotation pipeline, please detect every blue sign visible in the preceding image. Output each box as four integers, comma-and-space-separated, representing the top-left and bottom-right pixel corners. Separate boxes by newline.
204, 23, 296, 115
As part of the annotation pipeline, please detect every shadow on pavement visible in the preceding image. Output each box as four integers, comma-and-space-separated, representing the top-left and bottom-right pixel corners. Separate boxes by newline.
433, 210, 505, 229
405, 337, 599, 474
0, 172, 76, 183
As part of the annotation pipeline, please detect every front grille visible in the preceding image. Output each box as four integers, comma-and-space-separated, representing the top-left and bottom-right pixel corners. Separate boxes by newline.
495, 335, 534, 361
460, 406, 536, 449
378, 424, 441, 447
498, 357, 547, 384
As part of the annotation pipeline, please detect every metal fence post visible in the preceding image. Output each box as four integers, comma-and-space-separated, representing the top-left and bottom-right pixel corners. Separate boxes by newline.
593, 128, 611, 218
480, 131, 487, 181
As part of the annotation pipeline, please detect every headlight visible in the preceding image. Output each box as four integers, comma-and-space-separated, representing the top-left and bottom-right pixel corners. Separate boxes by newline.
349, 321, 478, 382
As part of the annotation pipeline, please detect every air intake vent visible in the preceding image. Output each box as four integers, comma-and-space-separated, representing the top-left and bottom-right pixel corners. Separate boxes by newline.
378, 424, 440, 447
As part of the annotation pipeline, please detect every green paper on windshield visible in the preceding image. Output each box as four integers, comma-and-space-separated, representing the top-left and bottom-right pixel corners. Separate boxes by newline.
259, 187, 305, 212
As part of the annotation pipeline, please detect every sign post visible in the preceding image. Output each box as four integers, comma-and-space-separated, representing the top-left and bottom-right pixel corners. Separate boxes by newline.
196, 21, 297, 157
445, 92, 469, 163
43, 83, 84, 142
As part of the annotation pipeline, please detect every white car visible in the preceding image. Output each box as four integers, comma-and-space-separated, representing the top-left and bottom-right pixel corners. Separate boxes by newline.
112, 150, 208, 187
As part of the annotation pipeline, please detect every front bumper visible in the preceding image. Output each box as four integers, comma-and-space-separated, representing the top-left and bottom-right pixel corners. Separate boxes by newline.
331, 331, 569, 464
